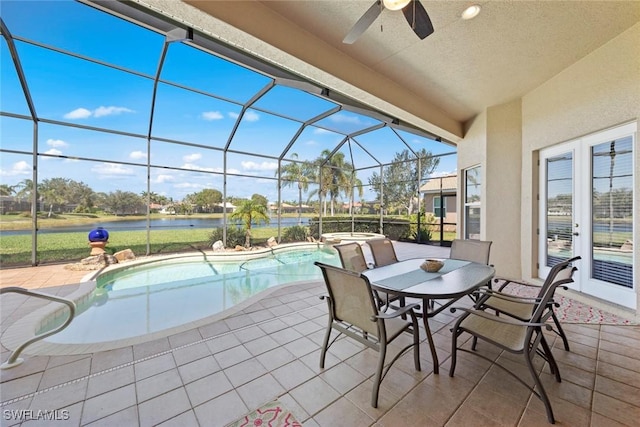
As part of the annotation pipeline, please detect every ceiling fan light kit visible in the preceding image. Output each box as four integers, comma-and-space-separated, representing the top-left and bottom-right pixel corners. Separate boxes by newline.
383, 0, 411, 11
343, 0, 434, 44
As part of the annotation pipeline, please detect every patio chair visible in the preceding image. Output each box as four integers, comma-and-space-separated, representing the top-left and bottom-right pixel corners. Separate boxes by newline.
314, 262, 421, 408
367, 238, 399, 267
364, 238, 406, 310
475, 256, 581, 351
449, 257, 579, 424
334, 242, 371, 273
450, 238, 493, 303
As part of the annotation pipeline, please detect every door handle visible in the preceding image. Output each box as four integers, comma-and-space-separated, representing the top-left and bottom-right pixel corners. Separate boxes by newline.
572, 232, 579, 236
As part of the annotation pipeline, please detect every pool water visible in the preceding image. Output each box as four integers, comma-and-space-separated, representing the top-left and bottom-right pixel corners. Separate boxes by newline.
41, 247, 339, 344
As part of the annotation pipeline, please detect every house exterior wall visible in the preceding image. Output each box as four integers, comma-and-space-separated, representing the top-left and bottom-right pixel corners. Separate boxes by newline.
458, 23, 639, 313
521, 23, 640, 312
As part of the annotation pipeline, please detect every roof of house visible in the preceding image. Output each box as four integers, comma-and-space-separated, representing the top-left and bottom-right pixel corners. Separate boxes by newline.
420, 175, 457, 193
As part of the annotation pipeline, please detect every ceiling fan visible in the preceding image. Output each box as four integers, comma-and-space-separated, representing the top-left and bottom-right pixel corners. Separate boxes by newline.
343, 0, 434, 44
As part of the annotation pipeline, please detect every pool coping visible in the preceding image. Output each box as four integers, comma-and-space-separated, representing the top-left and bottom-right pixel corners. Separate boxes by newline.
1, 243, 333, 356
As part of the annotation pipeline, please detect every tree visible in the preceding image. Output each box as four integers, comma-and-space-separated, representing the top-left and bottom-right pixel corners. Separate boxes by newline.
278, 153, 311, 225
38, 178, 68, 217
251, 193, 268, 208
230, 199, 270, 248
14, 179, 34, 201
347, 176, 364, 215
0, 184, 15, 196
186, 189, 222, 213
307, 150, 354, 216
368, 149, 439, 215
103, 191, 144, 215
37, 178, 95, 215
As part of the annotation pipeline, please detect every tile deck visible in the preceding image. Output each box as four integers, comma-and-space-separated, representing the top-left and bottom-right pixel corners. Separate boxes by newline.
1, 243, 639, 426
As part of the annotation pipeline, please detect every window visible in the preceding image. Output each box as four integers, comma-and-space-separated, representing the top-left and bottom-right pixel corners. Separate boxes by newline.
433, 196, 445, 218
464, 166, 481, 239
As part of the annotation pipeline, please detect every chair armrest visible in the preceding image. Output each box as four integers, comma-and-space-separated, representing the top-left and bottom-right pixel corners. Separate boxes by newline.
494, 277, 541, 292
450, 306, 551, 329
476, 288, 541, 304
374, 303, 420, 320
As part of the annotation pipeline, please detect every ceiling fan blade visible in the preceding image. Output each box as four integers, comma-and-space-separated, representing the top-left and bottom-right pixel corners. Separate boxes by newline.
343, 1, 382, 44
402, 0, 434, 40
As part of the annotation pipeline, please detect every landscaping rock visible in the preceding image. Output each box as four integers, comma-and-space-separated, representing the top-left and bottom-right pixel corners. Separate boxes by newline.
212, 240, 225, 252
65, 253, 118, 271
234, 245, 246, 251
114, 249, 135, 262
267, 237, 278, 247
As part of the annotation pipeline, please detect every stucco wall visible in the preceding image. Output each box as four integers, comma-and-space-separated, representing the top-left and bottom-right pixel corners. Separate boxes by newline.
485, 100, 523, 279
521, 23, 640, 310
521, 22, 639, 271
458, 111, 487, 241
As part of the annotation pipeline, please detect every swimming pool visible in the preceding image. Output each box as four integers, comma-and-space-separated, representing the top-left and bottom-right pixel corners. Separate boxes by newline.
39, 244, 340, 345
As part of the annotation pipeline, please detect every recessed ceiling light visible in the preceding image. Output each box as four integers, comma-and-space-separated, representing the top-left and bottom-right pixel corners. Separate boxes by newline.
461, 5, 481, 20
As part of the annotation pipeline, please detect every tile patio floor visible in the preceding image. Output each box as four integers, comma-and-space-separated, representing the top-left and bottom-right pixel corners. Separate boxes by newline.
1, 242, 639, 426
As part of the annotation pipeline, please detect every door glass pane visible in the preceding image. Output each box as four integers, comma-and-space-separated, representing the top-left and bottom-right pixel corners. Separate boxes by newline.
545, 153, 573, 267
591, 137, 633, 288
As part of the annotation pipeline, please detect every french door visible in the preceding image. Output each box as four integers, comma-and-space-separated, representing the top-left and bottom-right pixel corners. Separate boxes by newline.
539, 122, 636, 309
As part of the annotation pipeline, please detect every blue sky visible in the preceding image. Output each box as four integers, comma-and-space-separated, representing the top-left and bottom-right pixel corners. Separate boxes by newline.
0, 0, 457, 204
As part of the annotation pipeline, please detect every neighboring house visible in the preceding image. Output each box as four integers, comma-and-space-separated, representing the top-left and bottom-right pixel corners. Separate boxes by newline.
419, 175, 457, 232
269, 203, 313, 214
214, 202, 236, 213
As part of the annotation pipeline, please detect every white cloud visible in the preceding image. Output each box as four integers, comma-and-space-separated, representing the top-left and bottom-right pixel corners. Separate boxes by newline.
181, 163, 216, 172
152, 174, 174, 184
330, 113, 365, 125
46, 138, 68, 148
0, 161, 31, 177
183, 153, 202, 163
63, 106, 134, 120
313, 128, 332, 135
228, 110, 259, 122
174, 182, 205, 189
201, 111, 224, 121
130, 151, 147, 160
241, 161, 278, 171
64, 108, 92, 119
244, 110, 260, 122
43, 148, 63, 156
91, 163, 135, 177
94, 106, 134, 117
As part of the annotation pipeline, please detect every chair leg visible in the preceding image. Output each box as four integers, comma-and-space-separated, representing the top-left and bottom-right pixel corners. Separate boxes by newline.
551, 311, 570, 351
471, 336, 478, 351
412, 322, 421, 372
540, 334, 561, 383
319, 324, 332, 369
525, 348, 555, 424
449, 332, 459, 377
371, 342, 387, 408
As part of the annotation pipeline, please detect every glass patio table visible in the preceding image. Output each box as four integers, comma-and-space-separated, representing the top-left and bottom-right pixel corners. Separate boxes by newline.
363, 258, 495, 374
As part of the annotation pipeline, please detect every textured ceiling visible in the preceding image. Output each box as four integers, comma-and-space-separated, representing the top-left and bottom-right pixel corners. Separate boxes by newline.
180, 0, 639, 139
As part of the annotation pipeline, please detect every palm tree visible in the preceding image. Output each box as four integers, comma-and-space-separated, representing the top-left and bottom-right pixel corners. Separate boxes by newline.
345, 175, 364, 215
307, 150, 354, 216
230, 199, 270, 248
278, 153, 311, 225
0, 184, 15, 196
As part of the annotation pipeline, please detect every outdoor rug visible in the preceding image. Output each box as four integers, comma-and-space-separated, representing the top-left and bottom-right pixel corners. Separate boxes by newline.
496, 280, 637, 325
227, 400, 302, 427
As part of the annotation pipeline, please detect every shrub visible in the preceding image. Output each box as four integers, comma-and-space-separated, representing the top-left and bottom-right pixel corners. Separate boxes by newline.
307, 216, 410, 240
208, 227, 246, 248
281, 225, 309, 243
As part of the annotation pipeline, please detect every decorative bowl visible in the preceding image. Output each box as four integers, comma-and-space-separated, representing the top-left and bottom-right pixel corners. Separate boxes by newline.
421, 259, 444, 273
